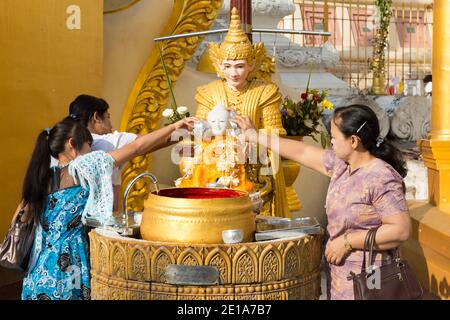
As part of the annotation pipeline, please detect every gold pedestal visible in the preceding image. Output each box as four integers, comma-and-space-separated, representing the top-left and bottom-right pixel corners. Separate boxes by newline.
282, 136, 303, 213
419, 139, 450, 211
372, 75, 386, 95
282, 160, 301, 212
89, 229, 323, 300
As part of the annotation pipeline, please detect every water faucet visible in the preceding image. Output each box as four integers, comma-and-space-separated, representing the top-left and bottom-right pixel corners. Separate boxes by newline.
121, 172, 159, 235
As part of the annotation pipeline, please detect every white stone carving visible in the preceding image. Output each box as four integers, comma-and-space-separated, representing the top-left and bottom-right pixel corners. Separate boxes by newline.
278, 43, 340, 69
221, 0, 295, 21
390, 96, 431, 141
404, 160, 428, 201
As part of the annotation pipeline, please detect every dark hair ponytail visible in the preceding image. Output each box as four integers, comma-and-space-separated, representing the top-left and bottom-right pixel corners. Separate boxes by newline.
22, 130, 52, 221
368, 139, 407, 177
333, 104, 407, 178
22, 117, 93, 221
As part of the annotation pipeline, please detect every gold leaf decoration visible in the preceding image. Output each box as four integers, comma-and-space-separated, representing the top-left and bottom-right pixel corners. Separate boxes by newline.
120, 0, 223, 211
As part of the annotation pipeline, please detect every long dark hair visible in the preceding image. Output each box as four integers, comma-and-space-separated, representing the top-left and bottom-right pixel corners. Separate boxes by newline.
333, 104, 407, 178
22, 116, 93, 220
69, 94, 109, 127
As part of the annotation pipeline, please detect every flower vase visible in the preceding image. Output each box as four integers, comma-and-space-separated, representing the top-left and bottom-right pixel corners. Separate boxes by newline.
282, 136, 303, 213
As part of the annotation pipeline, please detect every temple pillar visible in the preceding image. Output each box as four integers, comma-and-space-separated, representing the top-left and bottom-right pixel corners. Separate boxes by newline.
420, 0, 450, 211
402, 0, 450, 300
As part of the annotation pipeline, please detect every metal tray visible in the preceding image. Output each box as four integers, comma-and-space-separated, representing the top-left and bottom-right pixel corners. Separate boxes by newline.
255, 216, 320, 233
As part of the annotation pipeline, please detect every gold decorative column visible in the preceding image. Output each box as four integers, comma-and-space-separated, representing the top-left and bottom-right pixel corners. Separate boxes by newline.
419, 0, 450, 212
119, 0, 223, 212
402, 1, 450, 300
371, 0, 391, 95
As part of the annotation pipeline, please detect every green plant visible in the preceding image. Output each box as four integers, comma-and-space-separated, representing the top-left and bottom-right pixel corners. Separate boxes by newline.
158, 43, 190, 125
280, 89, 333, 148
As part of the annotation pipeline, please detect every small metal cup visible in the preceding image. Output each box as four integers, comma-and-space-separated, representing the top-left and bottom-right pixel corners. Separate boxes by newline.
222, 229, 244, 244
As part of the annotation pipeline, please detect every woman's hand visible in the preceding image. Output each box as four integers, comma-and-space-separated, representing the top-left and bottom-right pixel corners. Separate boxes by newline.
233, 116, 255, 131
172, 117, 198, 131
325, 234, 351, 266
232, 116, 258, 142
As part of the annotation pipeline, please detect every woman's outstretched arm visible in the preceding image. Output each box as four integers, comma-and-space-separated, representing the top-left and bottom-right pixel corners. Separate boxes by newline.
109, 117, 196, 167
234, 116, 329, 176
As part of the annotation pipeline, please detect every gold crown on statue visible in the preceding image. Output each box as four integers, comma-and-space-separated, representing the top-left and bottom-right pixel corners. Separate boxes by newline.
216, 7, 254, 60
208, 7, 266, 79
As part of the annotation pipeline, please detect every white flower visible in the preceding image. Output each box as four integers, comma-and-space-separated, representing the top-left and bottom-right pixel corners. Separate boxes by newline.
304, 119, 314, 128
162, 108, 174, 117
218, 176, 231, 186
177, 106, 189, 115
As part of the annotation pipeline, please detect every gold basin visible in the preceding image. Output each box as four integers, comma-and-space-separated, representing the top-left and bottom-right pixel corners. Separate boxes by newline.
140, 188, 255, 244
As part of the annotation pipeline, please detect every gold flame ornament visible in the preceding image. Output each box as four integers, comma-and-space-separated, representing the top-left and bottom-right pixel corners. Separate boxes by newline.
209, 7, 266, 80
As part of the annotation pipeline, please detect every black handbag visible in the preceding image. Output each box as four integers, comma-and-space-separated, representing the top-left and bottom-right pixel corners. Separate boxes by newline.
348, 227, 423, 300
0, 208, 36, 272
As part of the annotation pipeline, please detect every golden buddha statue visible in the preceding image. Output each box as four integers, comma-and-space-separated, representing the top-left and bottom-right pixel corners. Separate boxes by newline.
176, 104, 253, 192
192, 8, 290, 217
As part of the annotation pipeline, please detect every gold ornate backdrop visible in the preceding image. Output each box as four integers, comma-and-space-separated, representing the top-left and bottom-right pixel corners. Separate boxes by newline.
119, 0, 223, 211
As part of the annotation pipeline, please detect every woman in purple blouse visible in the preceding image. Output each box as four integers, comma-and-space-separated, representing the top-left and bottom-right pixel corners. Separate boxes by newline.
235, 104, 411, 300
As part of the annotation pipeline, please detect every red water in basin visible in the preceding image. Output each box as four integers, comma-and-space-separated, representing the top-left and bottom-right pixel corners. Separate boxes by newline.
152, 188, 244, 199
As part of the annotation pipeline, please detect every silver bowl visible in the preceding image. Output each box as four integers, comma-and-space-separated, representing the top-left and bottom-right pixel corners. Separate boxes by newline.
222, 229, 244, 244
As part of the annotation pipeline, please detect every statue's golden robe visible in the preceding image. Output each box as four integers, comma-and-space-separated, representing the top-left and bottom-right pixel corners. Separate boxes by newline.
177, 136, 254, 192
195, 79, 290, 217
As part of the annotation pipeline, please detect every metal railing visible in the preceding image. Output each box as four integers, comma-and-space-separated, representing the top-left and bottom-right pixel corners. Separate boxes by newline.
154, 28, 330, 42
279, 0, 433, 92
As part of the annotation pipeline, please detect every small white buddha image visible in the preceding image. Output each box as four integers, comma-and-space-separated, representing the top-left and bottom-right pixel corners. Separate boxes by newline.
208, 104, 229, 137
175, 104, 253, 192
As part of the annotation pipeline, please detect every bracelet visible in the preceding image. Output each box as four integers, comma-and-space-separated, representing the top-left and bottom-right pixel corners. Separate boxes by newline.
343, 233, 353, 252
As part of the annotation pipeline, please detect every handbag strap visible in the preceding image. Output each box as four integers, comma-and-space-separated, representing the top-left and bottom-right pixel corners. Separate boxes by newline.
12, 207, 36, 227
365, 227, 402, 271
12, 208, 25, 225
361, 229, 371, 273
368, 226, 380, 269
361, 227, 379, 273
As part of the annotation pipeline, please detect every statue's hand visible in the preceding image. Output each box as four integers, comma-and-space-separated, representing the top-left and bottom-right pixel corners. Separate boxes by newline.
233, 116, 258, 143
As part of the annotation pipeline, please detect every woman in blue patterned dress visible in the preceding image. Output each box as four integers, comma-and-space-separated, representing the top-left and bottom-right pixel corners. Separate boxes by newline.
17, 115, 196, 300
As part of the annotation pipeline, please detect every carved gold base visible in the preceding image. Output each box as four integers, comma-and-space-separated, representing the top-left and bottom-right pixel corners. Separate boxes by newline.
89, 229, 323, 300
402, 200, 450, 299
418, 139, 450, 210
283, 160, 302, 212
372, 75, 387, 95
286, 186, 302, 212
282, 137, 303, 213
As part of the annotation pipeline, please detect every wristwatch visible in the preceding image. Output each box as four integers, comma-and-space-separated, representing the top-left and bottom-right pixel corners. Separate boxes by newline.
343, 233, 353, 252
